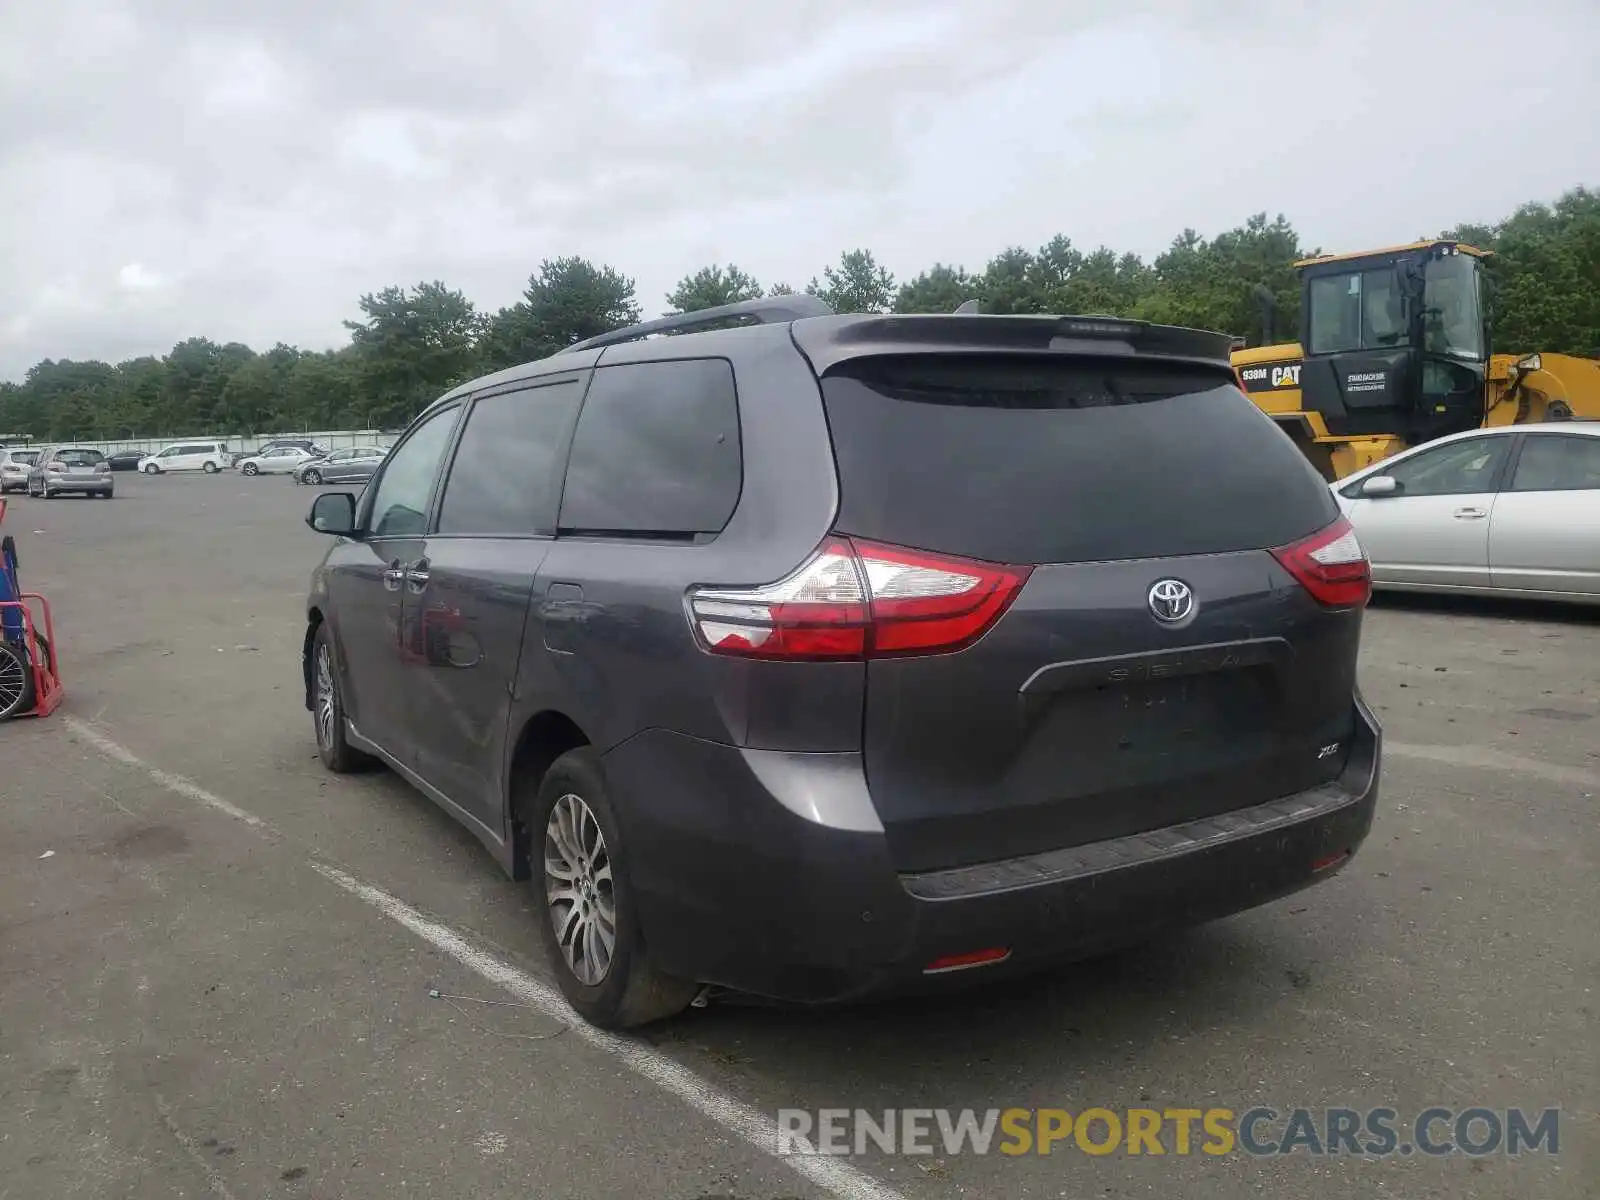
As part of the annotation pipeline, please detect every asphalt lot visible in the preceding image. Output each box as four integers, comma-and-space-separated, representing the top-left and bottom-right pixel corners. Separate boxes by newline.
1, 471, 1595, 1199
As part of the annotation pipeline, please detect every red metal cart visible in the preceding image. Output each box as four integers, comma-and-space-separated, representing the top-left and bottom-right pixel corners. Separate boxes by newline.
0, 497, 63, 719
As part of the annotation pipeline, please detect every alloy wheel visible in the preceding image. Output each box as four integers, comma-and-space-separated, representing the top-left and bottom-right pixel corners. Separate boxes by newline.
544, 793, 617, 986
314, 643, 336, 749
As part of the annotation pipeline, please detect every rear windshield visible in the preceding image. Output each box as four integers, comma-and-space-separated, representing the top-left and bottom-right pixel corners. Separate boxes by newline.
821, 356, 1338, 565
56, 449, 107, 466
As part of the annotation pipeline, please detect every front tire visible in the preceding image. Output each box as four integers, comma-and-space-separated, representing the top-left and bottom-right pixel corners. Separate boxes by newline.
529, 748, 697, 1029
203, 461, 219, 474
303, 469, 322, 485
144, 463, 160, 475
311, 623, 372, 773
242, 463, 259, 476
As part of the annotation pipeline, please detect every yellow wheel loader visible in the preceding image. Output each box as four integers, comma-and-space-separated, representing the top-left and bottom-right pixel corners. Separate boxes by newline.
1230, 240, 1600, 480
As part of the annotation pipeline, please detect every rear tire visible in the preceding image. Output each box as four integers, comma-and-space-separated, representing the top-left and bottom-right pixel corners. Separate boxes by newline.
311, 623, 373, 773
0, 639, 35, 720
528, 747, 698, 1030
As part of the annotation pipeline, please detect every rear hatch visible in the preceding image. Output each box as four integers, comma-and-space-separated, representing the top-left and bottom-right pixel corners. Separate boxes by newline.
819, 352, 1365, 873
57, 450, 106, 479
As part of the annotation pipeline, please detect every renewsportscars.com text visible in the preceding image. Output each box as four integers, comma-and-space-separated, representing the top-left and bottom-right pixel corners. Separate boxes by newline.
776, 1106, 1561, 1158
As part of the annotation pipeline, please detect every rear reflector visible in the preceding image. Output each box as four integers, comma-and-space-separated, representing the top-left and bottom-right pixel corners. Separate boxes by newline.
1311, 850, 1350, 872
1271, 516, 1371, 608
689, 537, 1031, 661
924, 948, 1011, 974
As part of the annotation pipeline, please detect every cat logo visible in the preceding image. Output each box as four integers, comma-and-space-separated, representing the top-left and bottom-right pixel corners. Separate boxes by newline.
1238, 364, 1302, 390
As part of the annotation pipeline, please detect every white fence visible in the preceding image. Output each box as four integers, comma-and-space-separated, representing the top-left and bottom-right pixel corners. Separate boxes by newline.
54, 429, 400, 457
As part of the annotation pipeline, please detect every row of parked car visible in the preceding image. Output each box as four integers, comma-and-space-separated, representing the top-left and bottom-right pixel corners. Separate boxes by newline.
0, 439, 390, 498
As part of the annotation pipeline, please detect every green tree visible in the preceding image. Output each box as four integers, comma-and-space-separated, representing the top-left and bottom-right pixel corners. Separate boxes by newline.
1447, 187, 1600, 354
980, 247, 1046, 314
809, 249, 895, 313
894, 263, 982, 313
4, 189, 1594, 441
482, 257, 641, 370
344, 281, 485, 427
667, 264, 763, 313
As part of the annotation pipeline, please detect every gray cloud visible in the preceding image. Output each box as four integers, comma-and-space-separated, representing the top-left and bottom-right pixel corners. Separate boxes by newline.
2, 0, 1596, 379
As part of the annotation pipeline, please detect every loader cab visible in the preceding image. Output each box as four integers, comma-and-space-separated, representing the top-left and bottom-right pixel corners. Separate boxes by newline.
1297, 241, 1490, 445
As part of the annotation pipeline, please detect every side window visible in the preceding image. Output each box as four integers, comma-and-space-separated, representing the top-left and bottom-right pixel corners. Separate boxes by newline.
437, 379, 585, 536
1383, 436, 1509, 498
1510, 435, 1600, 493
558, 359, 742, 536
366, 406, 460, 538
1308, 269, 1406, 355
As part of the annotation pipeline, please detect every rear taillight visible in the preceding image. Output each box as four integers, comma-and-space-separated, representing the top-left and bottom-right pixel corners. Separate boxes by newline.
688, 537, 1031, 661
47, 462, 65, 473
95, 463, 110, 474
1271, 516, 1371, 608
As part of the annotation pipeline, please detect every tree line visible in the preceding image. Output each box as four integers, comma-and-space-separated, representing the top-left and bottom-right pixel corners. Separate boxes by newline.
2, 188, 1594, 442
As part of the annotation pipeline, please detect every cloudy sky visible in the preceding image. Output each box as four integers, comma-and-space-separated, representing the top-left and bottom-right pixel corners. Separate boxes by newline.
2, 0, 1595, 380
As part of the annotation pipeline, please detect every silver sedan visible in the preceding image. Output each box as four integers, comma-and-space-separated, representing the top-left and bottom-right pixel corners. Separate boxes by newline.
1332, 422, 1600, 605
294, 446, 388, 486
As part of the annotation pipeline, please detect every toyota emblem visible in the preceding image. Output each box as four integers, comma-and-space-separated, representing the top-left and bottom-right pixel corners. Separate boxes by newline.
1147, 578, 1195, 624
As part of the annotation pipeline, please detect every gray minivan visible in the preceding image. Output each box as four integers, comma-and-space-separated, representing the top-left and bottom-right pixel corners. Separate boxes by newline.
302, 298, 1382, 1029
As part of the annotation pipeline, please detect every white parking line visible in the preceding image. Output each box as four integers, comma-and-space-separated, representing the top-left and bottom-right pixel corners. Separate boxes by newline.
312, 863, 907, 1200
65, 717, 269, 829
63, 718, 907, 1200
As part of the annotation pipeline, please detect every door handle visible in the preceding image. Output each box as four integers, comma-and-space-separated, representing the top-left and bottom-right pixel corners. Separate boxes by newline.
1452, 507, 1488, 520
405, 558, 431, 593
381, 559, 405, 591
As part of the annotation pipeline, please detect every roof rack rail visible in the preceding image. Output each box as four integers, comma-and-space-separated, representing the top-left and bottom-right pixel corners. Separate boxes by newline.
559, 294, 836, 355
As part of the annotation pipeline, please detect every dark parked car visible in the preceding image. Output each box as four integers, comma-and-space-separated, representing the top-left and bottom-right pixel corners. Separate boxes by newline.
107, 451, 145, 472
302, 297, 1381, 1030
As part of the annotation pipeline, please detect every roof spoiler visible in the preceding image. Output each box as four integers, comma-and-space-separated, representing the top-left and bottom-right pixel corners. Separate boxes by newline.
560, 294, 835, 355
798, 313, 1237, 369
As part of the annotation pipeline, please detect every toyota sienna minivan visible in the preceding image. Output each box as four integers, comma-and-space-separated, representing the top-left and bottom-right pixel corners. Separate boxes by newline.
302, 298, 1382, 1029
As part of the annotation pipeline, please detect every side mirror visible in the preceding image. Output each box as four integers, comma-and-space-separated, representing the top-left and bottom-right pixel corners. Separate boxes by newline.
307, 492, 358, 536
1360, 475, 1400, 498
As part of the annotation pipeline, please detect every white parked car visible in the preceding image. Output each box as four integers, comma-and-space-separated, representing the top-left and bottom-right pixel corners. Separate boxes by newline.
138, 441, 232, 474
0, 448, 40, 494
1333, 422, 1600, 605
237, 445, 317, 476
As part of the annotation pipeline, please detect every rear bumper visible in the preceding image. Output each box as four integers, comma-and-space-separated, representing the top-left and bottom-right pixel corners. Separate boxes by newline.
605, 696, 1381, 1005
41, 477, 110, 492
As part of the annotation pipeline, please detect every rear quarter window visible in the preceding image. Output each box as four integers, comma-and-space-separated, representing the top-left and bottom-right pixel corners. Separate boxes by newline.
821, 355, 1338, 565
558, 358, 742, 537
